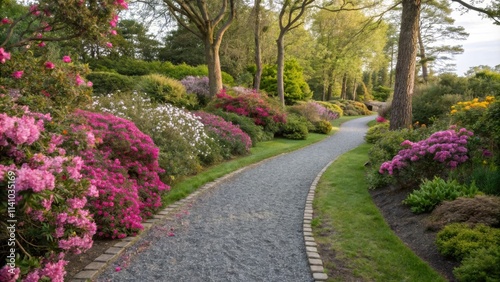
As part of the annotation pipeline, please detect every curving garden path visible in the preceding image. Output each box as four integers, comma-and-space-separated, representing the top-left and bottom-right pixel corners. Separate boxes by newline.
95, 115, 374, 282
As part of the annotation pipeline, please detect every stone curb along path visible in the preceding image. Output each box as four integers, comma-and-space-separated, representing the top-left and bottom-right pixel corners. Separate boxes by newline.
303, 158, 336, 282
69, 115, 374, 282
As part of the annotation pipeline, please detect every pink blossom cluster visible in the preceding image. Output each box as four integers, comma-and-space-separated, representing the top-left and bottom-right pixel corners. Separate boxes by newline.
215, 89, 287, 128
0, 106, 98, 280
76, 110, 170, 238
310, 102, 339, 121
380, 127, 473, 175
23, 256, 68, 282
194, 111, 252, 153
0, 47, 11, 63
0, 112, 48, 146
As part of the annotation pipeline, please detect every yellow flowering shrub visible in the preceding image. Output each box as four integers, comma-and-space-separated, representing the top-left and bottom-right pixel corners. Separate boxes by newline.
450, 96, 495, 115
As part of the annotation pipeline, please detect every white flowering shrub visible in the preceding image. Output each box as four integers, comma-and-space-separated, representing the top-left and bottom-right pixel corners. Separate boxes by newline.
92, 92, 216, 184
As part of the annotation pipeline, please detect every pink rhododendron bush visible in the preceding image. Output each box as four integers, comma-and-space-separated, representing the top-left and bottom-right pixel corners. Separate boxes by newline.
378, 127, 476, 187
76, 110, 169, 238
213, 89, 287, 135
194, 111, 252, 158
0, 96, 98, 281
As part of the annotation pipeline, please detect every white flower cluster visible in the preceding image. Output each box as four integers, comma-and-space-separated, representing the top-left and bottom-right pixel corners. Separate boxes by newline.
93, 93, 213, 157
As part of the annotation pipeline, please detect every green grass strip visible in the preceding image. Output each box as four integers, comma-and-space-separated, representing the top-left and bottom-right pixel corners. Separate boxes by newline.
313, 144, 446, 282
162, 115, 362, 205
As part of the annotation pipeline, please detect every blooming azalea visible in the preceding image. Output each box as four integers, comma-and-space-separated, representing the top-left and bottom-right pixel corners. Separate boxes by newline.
45, 61, 55, 69
106, 42, 113, 48
62, 56, 71, 63
0, 48, 11, 63
12, 71, 24, 79
1, 17, 12, 24
38, 42, 46, 47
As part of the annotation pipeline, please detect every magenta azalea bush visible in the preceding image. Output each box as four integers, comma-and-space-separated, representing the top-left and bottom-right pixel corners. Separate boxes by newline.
379, 127, 474, 186
0, 97, 97, 281
76, 110, 169, 238
194, 111, 252, 157
214, 89, 286, 134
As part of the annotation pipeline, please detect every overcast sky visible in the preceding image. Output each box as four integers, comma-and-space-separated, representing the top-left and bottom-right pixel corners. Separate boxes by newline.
448, 3, 500, 75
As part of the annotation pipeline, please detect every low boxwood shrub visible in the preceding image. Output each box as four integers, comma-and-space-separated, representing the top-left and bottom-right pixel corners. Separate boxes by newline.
436, 223, 500, 261
313, 120, 333, 134
453, 245, 500, 282
86, 71, 135, 95
138, 74, 198, 109
403, 177, 480, 214
365, 122, 390, 144
279, 114, 309, 140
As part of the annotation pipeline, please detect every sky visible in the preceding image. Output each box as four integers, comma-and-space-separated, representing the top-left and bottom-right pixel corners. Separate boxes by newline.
448, 3, 500, 75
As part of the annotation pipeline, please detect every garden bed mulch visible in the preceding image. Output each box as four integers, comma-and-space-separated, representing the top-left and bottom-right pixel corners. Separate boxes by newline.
369, 185, 459, 281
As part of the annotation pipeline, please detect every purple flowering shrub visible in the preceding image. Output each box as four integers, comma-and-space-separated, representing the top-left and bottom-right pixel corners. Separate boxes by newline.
76, 110, 169, 238
288, 101, 338, 134
180, 76, 211, 107
379, 127, 474, 187
213, 89, 287, 134
0, 96, 98, 281
194, 111, 252, 157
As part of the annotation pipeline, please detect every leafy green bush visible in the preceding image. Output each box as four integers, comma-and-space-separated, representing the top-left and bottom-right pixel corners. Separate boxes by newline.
403, 177, 480, 214
464, 166, 500, 196
365, 122, 390, 144
412, 90, 464, 125
260, 59, 312, 104
279, 114, 309, 140
453, 245, 500, 282
86, 71, 135, 95
484, 100, 500, 165
208, 109, 270, 144
314, 120, 333, 134
372, 85, 392, 101
138, 74, 198, 109
436, 223, 500, 261
331, 99, 371, 116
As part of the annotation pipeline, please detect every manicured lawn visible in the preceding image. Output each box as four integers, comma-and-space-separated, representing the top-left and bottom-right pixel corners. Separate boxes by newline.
312, 144, 446, 281
162, 115, 361, 205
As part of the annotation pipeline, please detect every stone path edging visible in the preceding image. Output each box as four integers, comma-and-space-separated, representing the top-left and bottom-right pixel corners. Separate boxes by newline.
303, 157, 338, 282
69, 152, 292, 282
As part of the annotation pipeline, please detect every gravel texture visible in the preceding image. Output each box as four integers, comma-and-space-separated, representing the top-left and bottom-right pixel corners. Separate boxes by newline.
96, 116, 374, 282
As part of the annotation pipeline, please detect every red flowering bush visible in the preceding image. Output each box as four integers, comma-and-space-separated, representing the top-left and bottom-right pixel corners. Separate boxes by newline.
0, 96, 98, 281
213, 89, 286, 134
76, 110, 169, 238
194, 111, 252, 157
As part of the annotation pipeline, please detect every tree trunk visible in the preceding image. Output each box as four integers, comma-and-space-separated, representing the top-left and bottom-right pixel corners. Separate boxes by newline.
276, 33, 286, 106
327, 83, 333, 101
390, 0, 421, 130
352, 78, 357, 101
204, 37, 223, 97
418, 28, 428, 83
253, 0, 263, 90
341, 73, 348, 100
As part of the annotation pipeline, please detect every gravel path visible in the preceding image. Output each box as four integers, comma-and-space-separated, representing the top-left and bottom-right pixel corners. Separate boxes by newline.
96, 115, 374, 282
